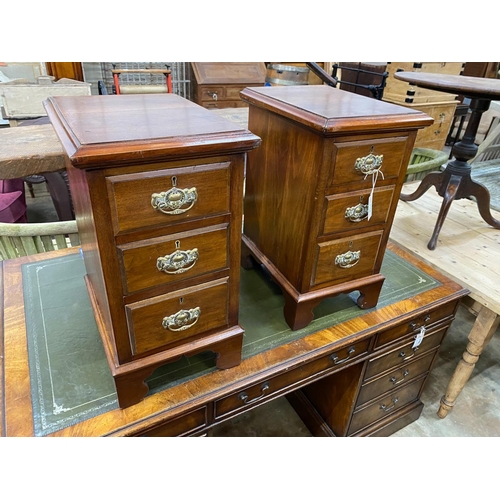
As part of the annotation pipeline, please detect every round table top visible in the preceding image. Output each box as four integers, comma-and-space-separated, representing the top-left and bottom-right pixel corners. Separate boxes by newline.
394, 72, 500, 100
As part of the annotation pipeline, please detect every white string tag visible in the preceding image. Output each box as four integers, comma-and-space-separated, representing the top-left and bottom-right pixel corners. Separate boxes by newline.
412, 325, 426, 349
364, 167, 384, 221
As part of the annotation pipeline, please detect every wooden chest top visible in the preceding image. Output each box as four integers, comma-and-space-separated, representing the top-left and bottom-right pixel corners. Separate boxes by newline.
191, 62, 266, 85
43, 94, 261, 167
240, 85, 434, 135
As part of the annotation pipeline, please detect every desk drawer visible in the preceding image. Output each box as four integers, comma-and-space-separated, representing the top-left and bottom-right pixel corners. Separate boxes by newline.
364, 327, 446, 381
214, 338, 370, 419
322, 186, 395, 236
135, 407, 207, 437
107, 162, 231, 234
329, 136, 408, 187
374, 301, 457, 349
356, 349, 436, 407
118, 224, 229, 295
126, 278, 229, 356
312, 231, 383, 287
349, 376, 425, 435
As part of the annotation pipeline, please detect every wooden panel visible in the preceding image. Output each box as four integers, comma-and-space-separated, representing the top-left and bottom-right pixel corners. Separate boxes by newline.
107, 162, 231, 235
364, 327, 447, 381
356, 350, 436, 406
126, 278, 229, 356
45, 62, 84, 82
322, 185, 395, 235
117, 224, 229, 295
136, 407, 207, 437
312, 231, 383, 287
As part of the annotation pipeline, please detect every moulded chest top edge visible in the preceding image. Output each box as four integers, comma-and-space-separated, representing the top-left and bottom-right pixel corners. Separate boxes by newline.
240, 86, 434, 135
43, 94, 261, 168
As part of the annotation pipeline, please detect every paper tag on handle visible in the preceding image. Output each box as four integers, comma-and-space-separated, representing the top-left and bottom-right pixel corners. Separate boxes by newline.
412, 326, 426, 349
367, 194, 373, 220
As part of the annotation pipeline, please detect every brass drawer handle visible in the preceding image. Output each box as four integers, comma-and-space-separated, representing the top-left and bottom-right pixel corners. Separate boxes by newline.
399, 347, 418, 361
380, 397, 399, 412
345, 202, 369, 222
335, 250, 360, 269
331, 346, 356, 365
157, 248, 199, 274
239, 382, 270, 405
354, 152, 383, 175
162, 307, 200, 332
151, 176, 198, 215
390, 369, 409, 386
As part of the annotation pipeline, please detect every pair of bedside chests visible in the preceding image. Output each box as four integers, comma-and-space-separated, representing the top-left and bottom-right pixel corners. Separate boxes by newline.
45, 86, 432, 408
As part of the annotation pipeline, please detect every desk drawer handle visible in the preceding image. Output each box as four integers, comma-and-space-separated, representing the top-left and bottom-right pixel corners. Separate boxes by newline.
239, 382, 270, 405
390, 369, 409, 386
331, 346, 356, 365
399, 347, 418, 361
162, 307, 200, 332
335, 250, 360, 269
380, 397, 399, 412
354, 153, 383, 175
345, 202, 369, 222
157, 248, 199, 274
151, 176, 198, 215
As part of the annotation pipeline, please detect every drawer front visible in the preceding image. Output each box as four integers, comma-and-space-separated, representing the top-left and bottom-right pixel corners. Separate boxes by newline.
374, 301, 457, 349
135, 407, 207, 437
107, 162, 231, 234
214, 338, 370, 419
322, 186, 395, 236
201, 100, 248, 109
312, 231, 383, 286
364, 327, 446, 381
225, 86, 245, 100
329, 136, 408, 187
199, 86, 225, 102
126, 278, 229, 356
349, 376, 425, 435
356, 349, 435, 407
118, 224, 229, 295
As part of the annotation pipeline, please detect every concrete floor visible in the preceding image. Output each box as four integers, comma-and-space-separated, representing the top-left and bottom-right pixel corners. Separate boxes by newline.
25, 182, 500, 437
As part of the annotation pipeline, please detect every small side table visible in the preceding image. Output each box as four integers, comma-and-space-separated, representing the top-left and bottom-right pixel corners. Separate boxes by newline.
394, 72, 500, 250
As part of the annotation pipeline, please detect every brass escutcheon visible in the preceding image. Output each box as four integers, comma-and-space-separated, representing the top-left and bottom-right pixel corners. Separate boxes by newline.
151, 176, 198, 215
354, 153, 383, 175
335, 249, 360, 268
345, 202, 369, 222
162, 307, 201, 332
157, 248, 199, 274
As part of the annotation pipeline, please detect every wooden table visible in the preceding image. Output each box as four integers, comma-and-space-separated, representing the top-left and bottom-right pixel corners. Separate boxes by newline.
0, 242, 465, 437
394, 72, 500, 250
391, 183, 500, 418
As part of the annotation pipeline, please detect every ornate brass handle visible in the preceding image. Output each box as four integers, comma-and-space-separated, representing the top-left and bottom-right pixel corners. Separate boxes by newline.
157, 248, 199, 274
354, 153, 383, 175
335, 250, 360, 269
345, 202, 369, 222
380, 397, 399, 412
390, 369, 409, 386
399, 347, 418, 361
331, 346, 356, 365
162, 307, 200, 332
151, 176, 198, 215
239, 382, 270, 405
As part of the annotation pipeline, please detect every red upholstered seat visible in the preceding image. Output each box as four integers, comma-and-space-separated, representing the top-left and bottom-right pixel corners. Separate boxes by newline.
0, 179, 28, 223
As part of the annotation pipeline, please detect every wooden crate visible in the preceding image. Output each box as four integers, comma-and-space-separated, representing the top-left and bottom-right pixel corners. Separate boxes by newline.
384, 62, 465, 104
0, 76, 91, 119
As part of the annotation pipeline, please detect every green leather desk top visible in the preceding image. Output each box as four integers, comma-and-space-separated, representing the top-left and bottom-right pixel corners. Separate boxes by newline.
23, 249, 439, 436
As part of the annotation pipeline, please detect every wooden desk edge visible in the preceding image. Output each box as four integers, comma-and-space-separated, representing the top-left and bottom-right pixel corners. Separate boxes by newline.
0, 243, 467, 437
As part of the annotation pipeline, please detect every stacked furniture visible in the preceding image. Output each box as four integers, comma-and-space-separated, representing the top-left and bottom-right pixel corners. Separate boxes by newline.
240, 85, 433, 330
190, 62, 266, 109
44, 94, 261, 408
382, 62, 465, 151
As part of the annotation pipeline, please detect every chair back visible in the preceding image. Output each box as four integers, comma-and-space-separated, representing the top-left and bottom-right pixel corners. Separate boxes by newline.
0, 220, 79, 260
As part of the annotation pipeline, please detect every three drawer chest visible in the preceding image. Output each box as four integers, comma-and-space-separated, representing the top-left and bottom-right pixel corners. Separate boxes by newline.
45, 94, 261, 408
240, 85, 434, 330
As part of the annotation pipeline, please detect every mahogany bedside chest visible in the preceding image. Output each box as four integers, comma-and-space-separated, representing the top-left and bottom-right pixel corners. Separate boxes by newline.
44, 94, 261, 408
240, 85, 433, 330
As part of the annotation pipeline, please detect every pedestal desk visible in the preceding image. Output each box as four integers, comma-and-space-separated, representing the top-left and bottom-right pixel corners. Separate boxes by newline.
240, 85, 433, 331
0, 243, 466, 437
43, 94, 261, 408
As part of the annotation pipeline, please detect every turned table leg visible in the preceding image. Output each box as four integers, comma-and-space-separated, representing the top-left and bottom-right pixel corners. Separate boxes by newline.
437, 305, 500, 418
